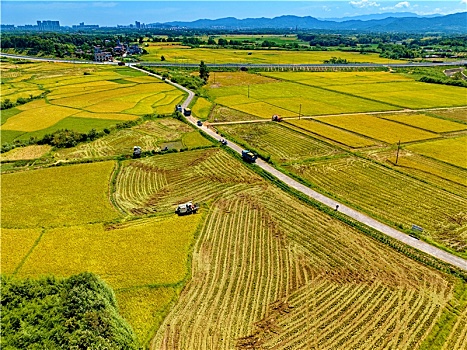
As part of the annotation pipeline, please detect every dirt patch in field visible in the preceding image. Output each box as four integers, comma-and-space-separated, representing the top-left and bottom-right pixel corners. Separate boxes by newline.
1, 145, 52, 161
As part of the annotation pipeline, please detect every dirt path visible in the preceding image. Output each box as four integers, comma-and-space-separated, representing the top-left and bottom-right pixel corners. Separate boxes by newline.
131, 65, 467, 271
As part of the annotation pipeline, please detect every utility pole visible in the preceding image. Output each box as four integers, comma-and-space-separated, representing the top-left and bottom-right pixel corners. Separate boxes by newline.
395, 140, 401, 164
248, 85, 250, 98
299, 104, 302, 120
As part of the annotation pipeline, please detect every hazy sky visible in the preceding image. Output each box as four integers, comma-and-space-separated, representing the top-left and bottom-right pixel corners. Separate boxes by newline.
2, 1, 466, 26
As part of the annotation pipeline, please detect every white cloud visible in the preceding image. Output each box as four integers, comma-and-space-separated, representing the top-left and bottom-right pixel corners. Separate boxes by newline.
461, 0, 467, 4
395, 2, 410, 8
349, 0, 380, 9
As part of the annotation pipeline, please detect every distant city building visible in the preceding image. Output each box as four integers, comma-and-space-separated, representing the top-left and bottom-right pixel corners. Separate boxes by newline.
135, 21, 141, 29
72, 22, 99, 29
37, 20, 60, 31
1, 24, 15, 31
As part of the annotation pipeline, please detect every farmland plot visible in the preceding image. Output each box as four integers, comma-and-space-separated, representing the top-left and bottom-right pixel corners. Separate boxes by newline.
379, 113, 467, 133
286, 119, 376, 148
113, 149, 261, 215
207, 81, 396, 118
1, 161, 120, 228
285, 156, 467, 254
316, 114, 438, 144
1, 61, 184, 143
53, 118, 204, 161
218, 122, 342, 164
153, 184, 454, 350
406, 136, 467, 169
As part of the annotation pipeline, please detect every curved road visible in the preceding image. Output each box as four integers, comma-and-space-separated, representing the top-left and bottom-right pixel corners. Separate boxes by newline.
2, 52, 465, 270
128, 65, 467, 271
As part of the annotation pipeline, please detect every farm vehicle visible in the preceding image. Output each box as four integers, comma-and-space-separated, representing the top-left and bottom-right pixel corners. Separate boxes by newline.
242, 150, 257, 163
175, 201, 200, 215
184, 108, 192, 116
133, 146, 142, 158
272, 115, 283, 122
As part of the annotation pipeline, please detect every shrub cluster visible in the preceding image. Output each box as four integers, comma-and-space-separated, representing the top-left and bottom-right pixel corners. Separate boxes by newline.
1, 273, 138, 349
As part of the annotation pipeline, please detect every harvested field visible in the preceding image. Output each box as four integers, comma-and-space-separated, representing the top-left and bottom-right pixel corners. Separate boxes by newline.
431, 108, 467, 123
0, 145, 51, 161
218, 122, 341, 163
152, 184, 454, 349
53, 119, 196, 160
285, 156, 467, 254
113, 149, 259, 215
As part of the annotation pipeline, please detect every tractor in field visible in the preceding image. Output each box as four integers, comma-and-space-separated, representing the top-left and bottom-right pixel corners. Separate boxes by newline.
272, 114, 283, 122
133, 146, 142, 158
175, 201, 200, 215
242, 150, 257, 163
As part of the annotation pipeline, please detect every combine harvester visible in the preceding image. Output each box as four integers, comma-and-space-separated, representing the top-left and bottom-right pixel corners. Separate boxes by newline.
175, 201, 200, 215
271, 114, 283, 122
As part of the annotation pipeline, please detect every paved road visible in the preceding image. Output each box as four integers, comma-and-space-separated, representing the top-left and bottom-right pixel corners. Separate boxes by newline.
128, 64, 467, 271
193, 121, 467, 271
5, 53, 466, 271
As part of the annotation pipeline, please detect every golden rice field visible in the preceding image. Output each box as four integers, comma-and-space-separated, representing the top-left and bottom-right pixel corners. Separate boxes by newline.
316, 114, 439, 144
191, 97, 213, 119
406, 136, 467, 169
379, 113, 467, 133
2, 145, 467, 348
14, 215, 201, 289
52, 118, 210, 161
1, 161, 120, 228
141, 46, 405, 64
1, 61, 184, 143
207, 80, 396, 118
286, 119, 377, 148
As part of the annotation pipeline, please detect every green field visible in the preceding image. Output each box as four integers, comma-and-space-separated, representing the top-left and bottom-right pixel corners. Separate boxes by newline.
141, 46, 405, 64
261, 71, 467, 109
1, 62, 184, 143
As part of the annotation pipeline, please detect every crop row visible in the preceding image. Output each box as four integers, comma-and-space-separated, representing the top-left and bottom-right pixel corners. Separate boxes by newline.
152, 164, 452, 349
218, 122, 341, 164
114, 149, 261, 215
284, 156, 467, 254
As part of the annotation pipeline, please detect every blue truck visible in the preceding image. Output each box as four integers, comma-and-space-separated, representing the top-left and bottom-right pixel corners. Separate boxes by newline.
242, 150, 257, 163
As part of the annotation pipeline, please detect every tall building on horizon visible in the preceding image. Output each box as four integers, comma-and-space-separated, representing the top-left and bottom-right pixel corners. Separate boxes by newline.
37, 20, 60, 31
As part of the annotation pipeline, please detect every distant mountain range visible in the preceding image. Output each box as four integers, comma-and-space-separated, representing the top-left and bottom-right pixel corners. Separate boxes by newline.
151, 12, 466, 33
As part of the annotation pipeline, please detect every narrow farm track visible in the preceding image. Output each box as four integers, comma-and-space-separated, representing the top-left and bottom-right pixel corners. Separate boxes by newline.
124, 64, 467, 270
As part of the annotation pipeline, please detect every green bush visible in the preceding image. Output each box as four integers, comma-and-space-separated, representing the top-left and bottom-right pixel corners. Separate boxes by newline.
1, 273, 138, 349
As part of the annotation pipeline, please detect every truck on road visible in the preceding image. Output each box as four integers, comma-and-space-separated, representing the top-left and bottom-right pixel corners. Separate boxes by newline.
242, 150, 257, 163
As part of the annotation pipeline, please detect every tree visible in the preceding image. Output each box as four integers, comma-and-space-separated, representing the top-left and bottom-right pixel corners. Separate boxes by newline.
199, 61, 209, 83
160, 55, 165, 61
